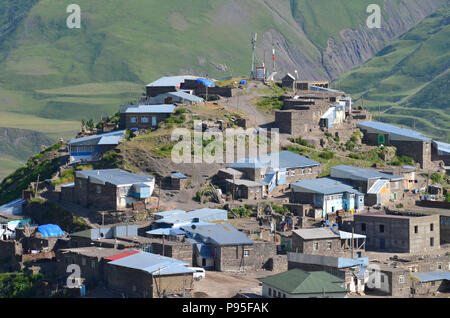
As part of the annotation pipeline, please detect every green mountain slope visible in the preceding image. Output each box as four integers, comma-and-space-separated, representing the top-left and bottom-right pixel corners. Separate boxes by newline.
336, 6, 450, 142
0, 127, 53, 180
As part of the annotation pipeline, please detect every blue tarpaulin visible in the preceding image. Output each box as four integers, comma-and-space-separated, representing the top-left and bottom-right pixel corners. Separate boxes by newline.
239, 80, 247, 85
37, 224, 65, 237
196, 78, 215, 87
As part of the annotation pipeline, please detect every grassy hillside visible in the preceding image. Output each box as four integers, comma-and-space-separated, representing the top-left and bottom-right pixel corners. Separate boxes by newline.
0, 127, 53, 180
336, 6, 450, 142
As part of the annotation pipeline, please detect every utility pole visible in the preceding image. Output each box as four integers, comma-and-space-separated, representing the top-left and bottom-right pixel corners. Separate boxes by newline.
351, 225, 354, 259
35, 174, 40, 198
157, 179, 162, 211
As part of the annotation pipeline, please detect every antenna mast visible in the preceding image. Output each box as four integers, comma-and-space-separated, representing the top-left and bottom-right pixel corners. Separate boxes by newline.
251, 32, 257, 79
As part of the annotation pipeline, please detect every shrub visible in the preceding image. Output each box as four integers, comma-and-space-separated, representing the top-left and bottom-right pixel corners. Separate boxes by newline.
319, 151, 334, 160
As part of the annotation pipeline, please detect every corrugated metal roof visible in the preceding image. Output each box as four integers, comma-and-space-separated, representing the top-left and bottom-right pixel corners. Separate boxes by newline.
75, 169, 154, 186
0, 198, 26, 214
367, 179, 388, 194
228, 151, 319, 170
124, 104, 175, 114
107, 251, 194, 276
168, 91, 204, 102
68, 130, 126, 146
357, 121, 431, 142
434, 140, 450, 154
182, 223, 254, 246
171, 172, 187, 179
292, 177, 361, 195
331, 165, 403, 181
105, 251, 140, 261
154, 208, 228, 226
146, 76, 200, 87
292, 227, 340, 240
258, 268, 346, 295
338, 231, 366, 240
412, 271, 450, 282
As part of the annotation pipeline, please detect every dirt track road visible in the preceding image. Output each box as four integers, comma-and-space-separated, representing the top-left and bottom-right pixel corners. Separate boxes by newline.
192, 270, 274, 298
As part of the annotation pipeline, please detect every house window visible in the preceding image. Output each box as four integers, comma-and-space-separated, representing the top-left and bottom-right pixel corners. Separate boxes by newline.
130, 117, 137, 123
268, 288, 272, 297
96, 185, 102, 194
379, 224, 384, 233
313, 242, 319, 251
244, 250, 250, 257
399, 275, 404, 284
141, 117, 149, 123
81, 257, 86, 266
291, 170, 296, 176
91, 260, 95, 269
381, 275, 384, 283
430, 237, 434, 247
437, 263, 442, 270
308, 168, 312, 174
361, 223, 366, 232
414, 225, 418, 234
327, 242, 332, 250
430, 224, 434, 232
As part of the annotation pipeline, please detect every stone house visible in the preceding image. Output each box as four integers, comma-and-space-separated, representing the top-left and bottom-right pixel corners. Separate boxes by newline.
181, 223, 276, 272
258, 268, 347, 298
357, 121, 432, 169
55, 247, 138, 287
220, 151, 320, 200
70, 169, 155, 211
291, 177, 365, 217
290, 227, 366, 258
330, 165, 405, 206
119, 104, 175, 129
67, 130, 126, 164
104, 251, 195, 298
145, 75, 200, 97
353, 211, 440, 253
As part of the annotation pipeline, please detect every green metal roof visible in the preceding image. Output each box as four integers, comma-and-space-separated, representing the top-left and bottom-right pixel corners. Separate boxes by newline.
258, 269, 347, 295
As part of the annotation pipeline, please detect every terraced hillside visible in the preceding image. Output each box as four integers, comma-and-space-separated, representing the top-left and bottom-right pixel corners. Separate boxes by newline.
336, 6, 450, 142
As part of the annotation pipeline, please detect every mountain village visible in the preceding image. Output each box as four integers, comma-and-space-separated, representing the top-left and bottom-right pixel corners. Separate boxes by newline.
0, 69, 449, 298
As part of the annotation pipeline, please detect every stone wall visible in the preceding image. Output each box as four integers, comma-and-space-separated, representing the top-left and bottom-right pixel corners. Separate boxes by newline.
215, 241, 276, 272
290, 234, 344, 257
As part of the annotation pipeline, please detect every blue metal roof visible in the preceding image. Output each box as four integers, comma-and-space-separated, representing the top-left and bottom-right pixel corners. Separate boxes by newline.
292, 177, 361, 195
68, 130, 126, 146
228, 151, 319, 170
171, 172, 187, 179
168, 91, 204, 102
357, 121, 431, 142
433, 140, 450, 154
107, 251, 194, 276
154, 208, 228, 226
0, 198, 26, 215
182, 223, 254, 246
412, 271, 450, 282
37, 224, 65, 237
75, 169, 154, 186
331, 165, 403, 181
146, 76, 200, 87
124, 104, 175, 114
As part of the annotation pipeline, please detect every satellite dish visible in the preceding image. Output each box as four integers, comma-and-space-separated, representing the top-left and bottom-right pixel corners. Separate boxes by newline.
191, 225, 196, 230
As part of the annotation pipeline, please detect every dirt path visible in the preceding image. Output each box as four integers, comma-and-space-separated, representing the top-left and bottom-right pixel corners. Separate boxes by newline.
223, 82, 273, 127
192, 270, 274, 298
